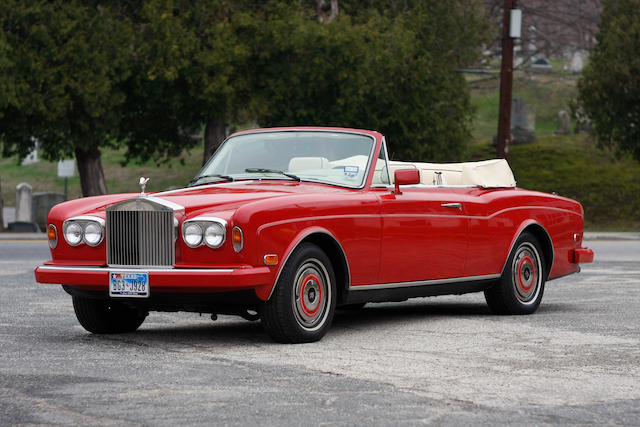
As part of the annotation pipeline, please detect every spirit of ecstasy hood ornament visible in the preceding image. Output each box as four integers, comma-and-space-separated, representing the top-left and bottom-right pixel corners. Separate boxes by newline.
139, 177, 150, 196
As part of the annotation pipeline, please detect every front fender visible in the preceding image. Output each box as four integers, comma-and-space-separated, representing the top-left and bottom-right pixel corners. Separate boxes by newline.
255, 225, 347, 301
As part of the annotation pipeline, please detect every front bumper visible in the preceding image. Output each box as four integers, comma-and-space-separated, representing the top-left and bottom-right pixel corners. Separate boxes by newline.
34, 264, 274, 299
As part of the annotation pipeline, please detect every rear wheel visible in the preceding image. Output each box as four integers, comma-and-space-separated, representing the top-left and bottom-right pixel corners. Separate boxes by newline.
261, 243, 336, 343
484, 232, 546, 315
72, 296, 147, 334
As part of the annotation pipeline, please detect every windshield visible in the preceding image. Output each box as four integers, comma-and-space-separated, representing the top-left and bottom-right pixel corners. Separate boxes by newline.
194, 131, 376, 188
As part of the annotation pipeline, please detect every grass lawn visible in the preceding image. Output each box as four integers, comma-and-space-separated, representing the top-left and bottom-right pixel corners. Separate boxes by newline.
468, 69, 580, 140
0, 147, 203, 207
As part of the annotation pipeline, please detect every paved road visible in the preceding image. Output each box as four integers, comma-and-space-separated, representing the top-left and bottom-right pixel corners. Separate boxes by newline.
0, 240, 638, 425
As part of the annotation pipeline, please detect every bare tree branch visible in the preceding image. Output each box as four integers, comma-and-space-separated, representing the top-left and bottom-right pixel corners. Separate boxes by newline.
315, 0, 338, 24
483, 0, 601, 57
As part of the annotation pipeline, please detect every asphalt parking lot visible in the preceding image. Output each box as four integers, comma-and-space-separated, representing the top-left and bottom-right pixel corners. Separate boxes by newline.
1, 239, 639, 425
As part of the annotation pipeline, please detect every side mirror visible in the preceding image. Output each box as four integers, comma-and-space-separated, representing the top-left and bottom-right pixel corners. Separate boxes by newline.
394, 169, 420, 194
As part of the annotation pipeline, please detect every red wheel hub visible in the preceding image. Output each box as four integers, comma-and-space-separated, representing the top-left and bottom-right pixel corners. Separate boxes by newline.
517, 255, 536, 292
299, 273, 323, 317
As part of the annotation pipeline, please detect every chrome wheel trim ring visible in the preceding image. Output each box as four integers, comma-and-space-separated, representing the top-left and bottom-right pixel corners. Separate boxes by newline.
291, 258, 332, 331
511, 242, 543, 305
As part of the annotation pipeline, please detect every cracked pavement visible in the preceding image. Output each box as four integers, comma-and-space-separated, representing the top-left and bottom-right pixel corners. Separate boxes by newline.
1, 240, 639, 425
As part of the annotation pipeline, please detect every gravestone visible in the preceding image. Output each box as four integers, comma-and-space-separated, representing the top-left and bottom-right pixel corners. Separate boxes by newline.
32, 193, 65, 231
511, 98, 528, 129
555, 110, 571, 135
574, 104, 594, 134
21, 146, 39, 166
511, 98, 537, 144
15, 183, 33, 222
570, 52, 584, 74
9, 183, 39, 232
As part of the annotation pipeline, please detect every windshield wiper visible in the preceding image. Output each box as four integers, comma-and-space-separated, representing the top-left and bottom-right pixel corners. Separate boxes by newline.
188, 174, 234, 187
244, 168, 301, 182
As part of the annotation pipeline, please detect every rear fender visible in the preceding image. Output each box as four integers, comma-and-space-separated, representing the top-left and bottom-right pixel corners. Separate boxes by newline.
500, 220, 554, 280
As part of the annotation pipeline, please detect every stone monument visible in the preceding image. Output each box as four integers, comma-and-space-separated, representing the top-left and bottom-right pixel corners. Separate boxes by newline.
15, 183, 33, 222
570, 52, 584, 74
511, 98, 537, 144
555, 110, 571, 135
9, 183, 39, 232
574, 104, 594, 134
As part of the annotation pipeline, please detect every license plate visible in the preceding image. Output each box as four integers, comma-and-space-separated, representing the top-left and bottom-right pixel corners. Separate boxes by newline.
109, 272, 149, 298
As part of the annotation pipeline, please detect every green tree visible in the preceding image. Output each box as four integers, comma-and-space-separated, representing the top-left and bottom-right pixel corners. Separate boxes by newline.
120, 0, 253, 166
1, 0, 491, 197
578, 0, 640, 161
252, 1, 489, 161
0, 1, 133, 195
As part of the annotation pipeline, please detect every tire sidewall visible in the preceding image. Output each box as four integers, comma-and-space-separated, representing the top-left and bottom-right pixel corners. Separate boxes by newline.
272, 243, 337, 342
501, 233, 546, 314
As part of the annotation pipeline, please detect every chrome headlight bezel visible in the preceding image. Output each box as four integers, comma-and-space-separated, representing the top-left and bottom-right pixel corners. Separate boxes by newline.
62, 216, 105, 247
182, 217, 227, 249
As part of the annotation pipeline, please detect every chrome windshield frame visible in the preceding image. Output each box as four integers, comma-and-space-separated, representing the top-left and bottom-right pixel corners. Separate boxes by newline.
195, 129, 379, 190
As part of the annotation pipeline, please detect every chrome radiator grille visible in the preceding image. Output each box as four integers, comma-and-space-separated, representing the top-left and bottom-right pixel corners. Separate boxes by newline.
107, 210, 174, 266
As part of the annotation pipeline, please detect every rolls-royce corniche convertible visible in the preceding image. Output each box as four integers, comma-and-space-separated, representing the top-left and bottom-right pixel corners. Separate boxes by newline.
35, 127, 594, 343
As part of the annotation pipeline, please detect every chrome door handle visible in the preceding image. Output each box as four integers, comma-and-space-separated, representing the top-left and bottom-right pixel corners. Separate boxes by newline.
441, 203, 462, 211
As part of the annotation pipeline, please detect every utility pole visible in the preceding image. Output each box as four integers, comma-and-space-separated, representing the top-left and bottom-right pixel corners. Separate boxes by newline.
497, 0, 519, 159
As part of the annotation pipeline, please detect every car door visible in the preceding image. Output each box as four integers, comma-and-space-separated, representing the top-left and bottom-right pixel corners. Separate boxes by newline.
377, 186, 469, 284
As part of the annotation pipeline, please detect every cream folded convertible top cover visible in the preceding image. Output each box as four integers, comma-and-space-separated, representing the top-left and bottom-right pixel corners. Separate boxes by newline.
460, 159, 516, 188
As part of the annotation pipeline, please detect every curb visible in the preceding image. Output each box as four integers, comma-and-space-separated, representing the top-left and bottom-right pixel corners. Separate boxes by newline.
0, 232, 47, 241
583, 232, 640, 241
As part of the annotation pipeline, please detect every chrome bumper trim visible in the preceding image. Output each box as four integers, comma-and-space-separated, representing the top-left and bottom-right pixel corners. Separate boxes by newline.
37, 265, 235, 274
350, 274, 500, 291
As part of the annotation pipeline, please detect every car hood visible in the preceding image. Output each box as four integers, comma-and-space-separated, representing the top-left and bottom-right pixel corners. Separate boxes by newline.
148, 181, 355, 215
47, 180, 358, 222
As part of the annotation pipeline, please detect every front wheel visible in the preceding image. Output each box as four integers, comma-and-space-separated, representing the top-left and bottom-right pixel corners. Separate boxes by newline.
72, 296, 147, 334
484, 232, 546, 315
261, 243, 336, 343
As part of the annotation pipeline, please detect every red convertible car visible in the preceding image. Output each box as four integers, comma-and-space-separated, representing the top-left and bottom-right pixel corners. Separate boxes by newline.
35, 127, 594, 343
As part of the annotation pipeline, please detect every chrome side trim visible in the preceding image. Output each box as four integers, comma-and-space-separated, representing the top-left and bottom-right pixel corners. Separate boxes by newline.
37, 265, 235, 274
267, 229, 352, 300
383, 184, 478, 190
349, 274, 500, 291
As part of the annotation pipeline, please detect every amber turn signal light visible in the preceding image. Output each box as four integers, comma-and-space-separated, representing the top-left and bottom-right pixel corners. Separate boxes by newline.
264, 254, 278, 266
232, 226, 243, 252
48, 224, 58, 249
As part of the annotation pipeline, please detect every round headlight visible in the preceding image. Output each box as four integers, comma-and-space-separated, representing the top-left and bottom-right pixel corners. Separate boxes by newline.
64, 222, 83, 246
204, 223, 225, 248
184, 223, 203, 247
84, 222, 103, 246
